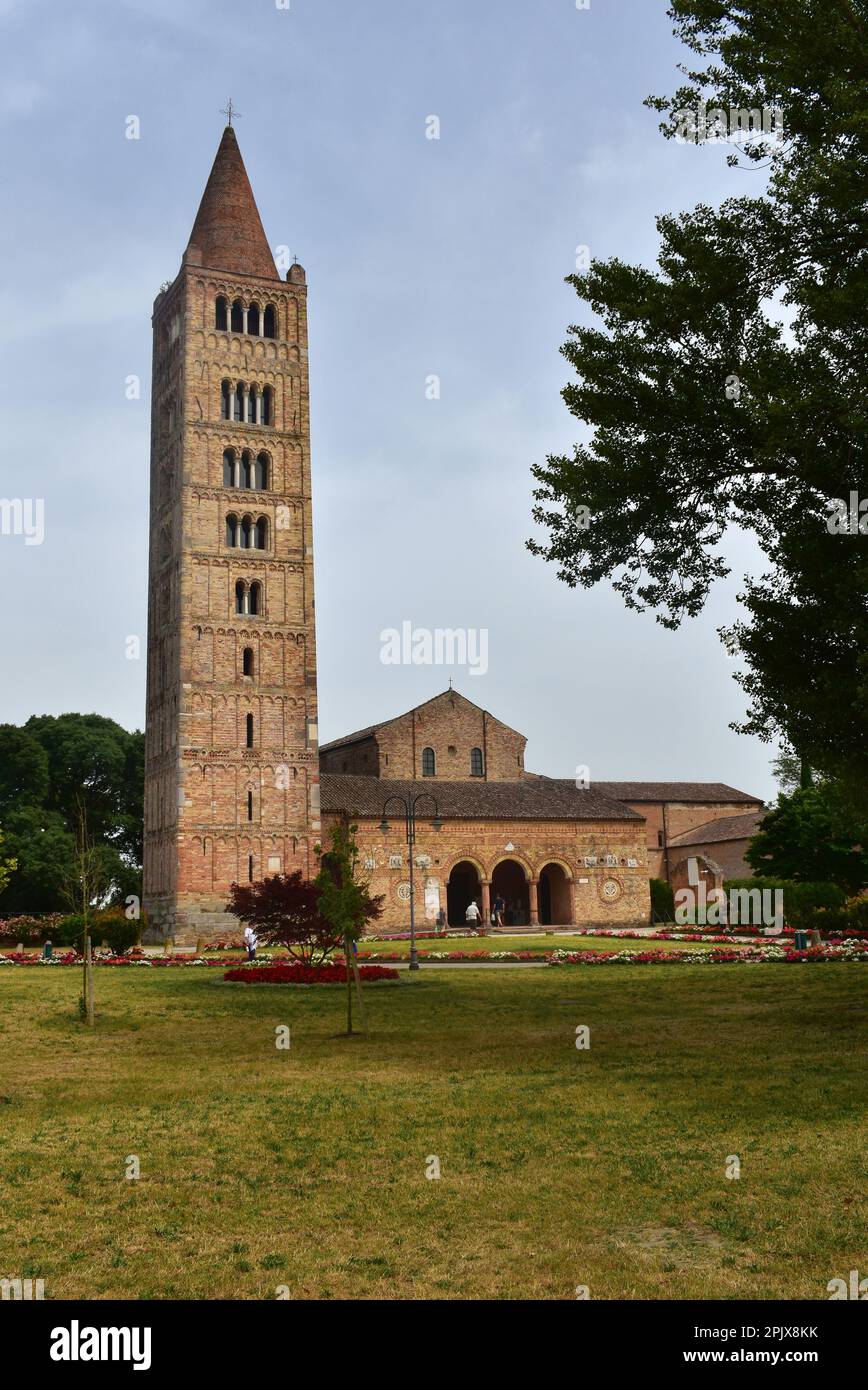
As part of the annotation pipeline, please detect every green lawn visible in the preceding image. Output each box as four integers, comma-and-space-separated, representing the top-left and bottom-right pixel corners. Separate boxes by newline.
0, 964, 864, 1300
356, 931, 714, 956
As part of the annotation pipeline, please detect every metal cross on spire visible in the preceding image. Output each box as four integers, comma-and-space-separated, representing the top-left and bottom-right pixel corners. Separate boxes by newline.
220, 99, 241, 126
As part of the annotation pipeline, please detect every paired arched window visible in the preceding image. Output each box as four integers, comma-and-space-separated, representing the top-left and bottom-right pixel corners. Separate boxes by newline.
224, 449, 268, 489
225, 513, 269, 549
245, 713, 254, 748
421, 747, 436, 777
221, 380, 273, 425
470, 747, 484, 777
242, 647, 254, 677
234, 580, 262, 616
215, 296, 278, 338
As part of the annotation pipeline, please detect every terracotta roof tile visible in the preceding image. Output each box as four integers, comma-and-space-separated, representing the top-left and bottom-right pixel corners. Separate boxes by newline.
320, 774, 644, 822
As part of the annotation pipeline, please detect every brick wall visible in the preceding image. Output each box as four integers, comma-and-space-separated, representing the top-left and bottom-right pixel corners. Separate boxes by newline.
143, 260, 320, 939
324, 812, 650, 929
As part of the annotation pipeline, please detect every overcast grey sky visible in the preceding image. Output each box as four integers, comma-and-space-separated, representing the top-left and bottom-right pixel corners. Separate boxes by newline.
0, 0, 780, 799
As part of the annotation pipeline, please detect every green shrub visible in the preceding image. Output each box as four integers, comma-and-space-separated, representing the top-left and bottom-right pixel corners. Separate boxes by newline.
723, 878, 847, 927
92, 909, 142, 955
650, 877, 675, 922
48, 910, 143, 954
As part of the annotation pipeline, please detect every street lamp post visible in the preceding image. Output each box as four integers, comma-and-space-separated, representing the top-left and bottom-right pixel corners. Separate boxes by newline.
379, 793, 442, 971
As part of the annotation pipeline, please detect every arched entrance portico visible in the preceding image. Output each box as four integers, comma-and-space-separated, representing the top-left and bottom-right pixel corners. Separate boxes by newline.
491, 858, 530, 927
538, 862, 573, 926
447, 860, 483, 925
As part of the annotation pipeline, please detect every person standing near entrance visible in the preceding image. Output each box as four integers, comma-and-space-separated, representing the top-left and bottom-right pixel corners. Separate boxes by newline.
493, 894, 505, 929
243, 924, 258, 962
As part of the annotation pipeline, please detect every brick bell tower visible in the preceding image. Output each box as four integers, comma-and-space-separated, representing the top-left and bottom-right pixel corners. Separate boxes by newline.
143, 123, 320, 943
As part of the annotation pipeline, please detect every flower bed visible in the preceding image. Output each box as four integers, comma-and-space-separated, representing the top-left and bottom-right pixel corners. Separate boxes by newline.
548, 940, 868, 966
223, 961, 399, 984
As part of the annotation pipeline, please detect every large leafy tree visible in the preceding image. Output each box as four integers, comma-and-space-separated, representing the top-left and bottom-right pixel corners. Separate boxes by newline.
746, 783, 868, 893
529, 0, 868, 804
0, 715, 144, 915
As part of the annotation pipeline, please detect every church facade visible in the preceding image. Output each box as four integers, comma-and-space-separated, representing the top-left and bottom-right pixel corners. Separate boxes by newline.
143, 128, 762, 942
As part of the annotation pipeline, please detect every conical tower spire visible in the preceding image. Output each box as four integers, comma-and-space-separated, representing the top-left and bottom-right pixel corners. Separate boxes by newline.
184, 125, 279, 281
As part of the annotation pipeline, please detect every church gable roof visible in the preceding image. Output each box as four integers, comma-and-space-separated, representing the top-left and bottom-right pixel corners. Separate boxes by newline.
184, 125, 280, 281
319, 688, 526, 754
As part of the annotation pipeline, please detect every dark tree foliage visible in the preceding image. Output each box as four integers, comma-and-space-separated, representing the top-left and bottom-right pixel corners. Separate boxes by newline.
0, 715, 144, 915
746, 784, 868, 893
228, 871, 346, 964
529, 0, 868, 805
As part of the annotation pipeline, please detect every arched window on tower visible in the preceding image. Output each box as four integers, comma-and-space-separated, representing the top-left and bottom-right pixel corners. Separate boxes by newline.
241, 451, 253, 489
215, 296, 228, 330
247, 789, 254, 821
249, 581, 261, 615
255, 516, 268, 550
245, 713, 254, 748
234, 382, 244, 422
223, 449, 235, 487
240, 515, 253, 549
470, 747, 484, 777
221, 380, 231, 420
247, 302, 260, 336
226, 514, 239, 548
255, 452, 269, 489
263, 304, 276, 338
262, 385, 273, 426
242, 647, 254, 678
235, 580, 246, 614
421, 747, 435, 777
231, 299, 244, 333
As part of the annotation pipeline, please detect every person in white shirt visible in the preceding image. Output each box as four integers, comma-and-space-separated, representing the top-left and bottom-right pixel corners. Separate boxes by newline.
243, 925, 258, 961
465, 900, 481, 925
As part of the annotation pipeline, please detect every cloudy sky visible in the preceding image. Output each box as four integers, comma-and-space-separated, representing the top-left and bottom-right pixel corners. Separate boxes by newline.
0, 0, 780, 799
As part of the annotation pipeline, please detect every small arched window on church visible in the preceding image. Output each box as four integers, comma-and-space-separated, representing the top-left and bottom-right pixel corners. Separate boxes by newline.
242, 647, 254, 678
263, 304, 276, 339
470, 747, 484, 777
240, 515, 253, 549
231, 299, 244, 333
235, 579, 246, 614
255, 517, 268, 550
249, 581, 261, 615
248, 854, 254, 883
248, 386, 259, 425
255, 452, 269, 489
233, 382, 243, 422
247, 302, 260, 336
226, 514, 239, 548
247, 789, 254, 821
221, 380, 231, 420
223, 449, 235, 487
421, 747, 435, 777
215, 297, 228, 331
262, 385, 273, 425
245, 713, 254, 748
241, 450, 253, 488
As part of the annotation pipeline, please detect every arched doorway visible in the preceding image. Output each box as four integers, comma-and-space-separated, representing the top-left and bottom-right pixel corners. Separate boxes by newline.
491, 859, 530, 927
538, 863, 573, 926
447, 860, 482, 925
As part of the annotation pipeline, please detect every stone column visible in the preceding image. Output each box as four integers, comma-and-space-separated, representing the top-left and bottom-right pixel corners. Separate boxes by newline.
481, 880, 491, 929
529, 879, 539, 926
242, 388, 250, 424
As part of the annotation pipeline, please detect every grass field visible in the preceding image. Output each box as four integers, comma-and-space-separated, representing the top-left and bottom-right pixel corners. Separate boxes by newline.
0, 963, 865, 1300
356, 932, 715, 956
